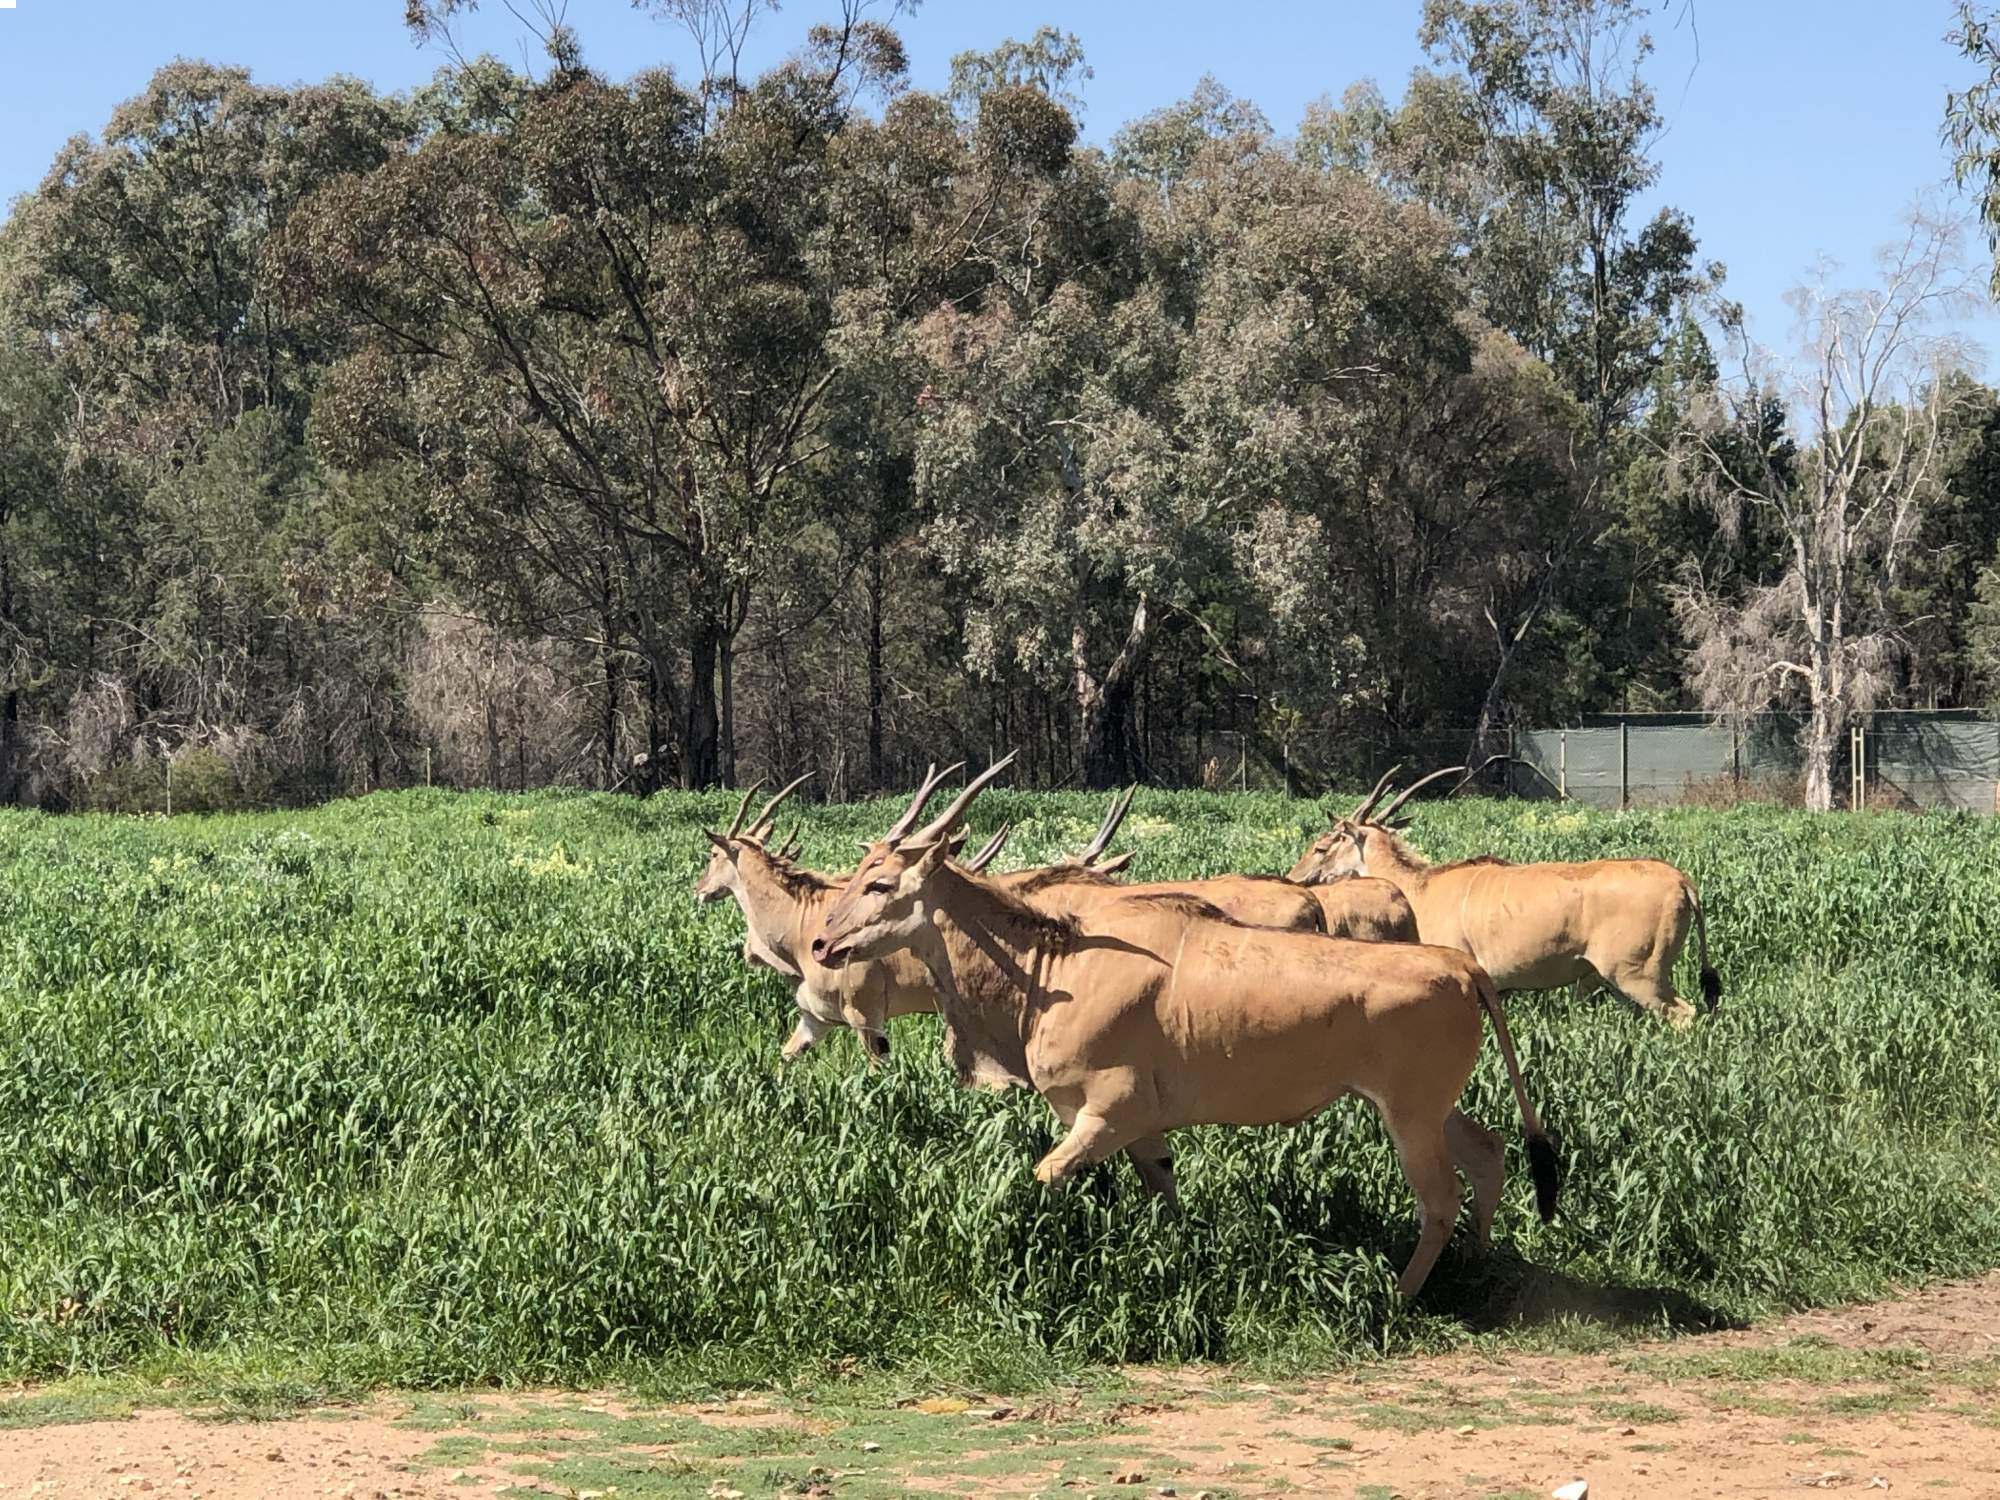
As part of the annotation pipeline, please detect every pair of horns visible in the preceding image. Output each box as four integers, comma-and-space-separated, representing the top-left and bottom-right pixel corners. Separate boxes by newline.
874, 820, 1012, 869
722, 771, 815, 841
881, 750, 1020, 848
1073, 785, 1135, 867
1348, 762, 1467, 826
962, 823, 1011, 873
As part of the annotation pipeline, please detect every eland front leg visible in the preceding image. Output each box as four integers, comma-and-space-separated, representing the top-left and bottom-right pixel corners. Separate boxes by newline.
780, 1007, 835, 1060
1124, 1132, 1181, 1218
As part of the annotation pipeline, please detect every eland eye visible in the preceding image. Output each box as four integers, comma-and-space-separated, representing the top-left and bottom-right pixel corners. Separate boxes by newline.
865, 879, 894, 894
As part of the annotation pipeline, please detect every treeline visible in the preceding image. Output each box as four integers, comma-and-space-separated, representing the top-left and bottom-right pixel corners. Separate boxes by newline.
4, 0, 2000, 810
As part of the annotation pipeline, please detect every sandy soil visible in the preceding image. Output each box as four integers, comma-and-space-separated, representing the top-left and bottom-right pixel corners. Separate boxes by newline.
4, 1276, 1999, 1499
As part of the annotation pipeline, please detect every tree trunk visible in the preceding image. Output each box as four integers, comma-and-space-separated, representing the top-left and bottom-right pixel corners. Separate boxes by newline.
1799, 568, 1842, 814
0, 531, 16, 806
636, 658, 666, 797
866, 544, 885, 790
718, 633, 737, 790
0, 687, 18, 807
1467, 625, 1521, 769
483, 692, 502, 790
683, 620, 720, 789
1073, 597, 1152, 791
1467, 666, 1509, 769
1801, 690, 1840, 813
599, 641, 621, 791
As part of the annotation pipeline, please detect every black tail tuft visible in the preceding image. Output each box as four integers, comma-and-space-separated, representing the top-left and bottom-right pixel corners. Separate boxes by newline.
1527, 1133, 1562, 1223
1700, 966, 1722, 1009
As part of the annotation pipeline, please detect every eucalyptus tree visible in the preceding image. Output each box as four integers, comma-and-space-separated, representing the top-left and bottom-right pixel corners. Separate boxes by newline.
1674, 217, 1975, 810
0, 63, 414, 800
282, 12, 912, 788
0, 328, 61, 801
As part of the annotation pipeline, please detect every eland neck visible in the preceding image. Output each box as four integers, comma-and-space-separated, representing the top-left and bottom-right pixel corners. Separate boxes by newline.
728, 844, 836, 968
1359, 827, 1434, 891
903, 862, 1076, 1090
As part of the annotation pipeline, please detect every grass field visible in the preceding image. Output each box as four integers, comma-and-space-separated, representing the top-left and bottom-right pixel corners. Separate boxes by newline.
3, 787, 1999, 1401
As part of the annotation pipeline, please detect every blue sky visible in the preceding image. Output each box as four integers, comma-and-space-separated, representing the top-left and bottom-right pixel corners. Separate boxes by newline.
1, 0, 1994, 368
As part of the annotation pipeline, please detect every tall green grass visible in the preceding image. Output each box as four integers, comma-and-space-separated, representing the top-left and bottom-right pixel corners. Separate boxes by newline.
2, 788, 1998, 1390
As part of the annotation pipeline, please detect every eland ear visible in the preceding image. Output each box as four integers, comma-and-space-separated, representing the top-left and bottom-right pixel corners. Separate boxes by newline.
1095, 850, 1137, 876
703, 830, 733, 853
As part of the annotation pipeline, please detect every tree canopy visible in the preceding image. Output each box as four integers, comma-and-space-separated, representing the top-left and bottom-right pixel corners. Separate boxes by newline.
0, 0, 1994, 807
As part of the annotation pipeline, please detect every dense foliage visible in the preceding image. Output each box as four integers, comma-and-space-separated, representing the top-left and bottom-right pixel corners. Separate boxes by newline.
3, 790, 1998, 1389
2, 2, 1998, 809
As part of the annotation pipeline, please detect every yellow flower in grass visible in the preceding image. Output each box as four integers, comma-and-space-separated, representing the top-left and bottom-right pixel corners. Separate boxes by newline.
512, 843, 592, 879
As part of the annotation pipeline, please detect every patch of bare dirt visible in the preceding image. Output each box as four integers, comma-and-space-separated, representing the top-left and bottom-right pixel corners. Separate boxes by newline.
3, 1276, 1999, 1499
0, 1406, 463, 1499
1710, 1273, 2000, 1363
1119, 1274, 2000, 1498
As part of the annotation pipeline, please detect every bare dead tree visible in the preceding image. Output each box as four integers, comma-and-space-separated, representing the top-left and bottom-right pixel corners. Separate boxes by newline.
1672, 210, 1975, 810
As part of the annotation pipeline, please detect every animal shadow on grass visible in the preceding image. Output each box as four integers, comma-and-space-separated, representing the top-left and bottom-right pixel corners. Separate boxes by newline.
1254, 1173, 1740, 1338
1050, 1138, 1736, 1340
1427, 1246, 1741, 1337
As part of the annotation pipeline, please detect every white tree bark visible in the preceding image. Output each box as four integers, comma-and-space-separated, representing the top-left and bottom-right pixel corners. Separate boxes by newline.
1674, 212, 1972, 811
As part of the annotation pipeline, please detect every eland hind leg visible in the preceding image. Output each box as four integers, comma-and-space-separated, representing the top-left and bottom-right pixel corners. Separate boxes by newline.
1595, 896, 1700, 1027
1382, 1105, 1464, 1300
1444, 1108, 1504, 1249
1600, 961, 1696, 1028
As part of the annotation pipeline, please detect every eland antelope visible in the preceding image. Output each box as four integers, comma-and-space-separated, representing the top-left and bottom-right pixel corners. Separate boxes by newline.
809, 754, 1562, 1300
1288, 765, 1721, 1025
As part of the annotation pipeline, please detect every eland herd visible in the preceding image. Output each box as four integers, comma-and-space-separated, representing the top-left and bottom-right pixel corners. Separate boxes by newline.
695, 755, 1720, 1300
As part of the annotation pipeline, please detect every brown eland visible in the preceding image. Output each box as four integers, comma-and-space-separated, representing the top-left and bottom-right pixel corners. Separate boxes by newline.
697, 772, 1326, 1064
1052, 787, 1416, 939
1288, 764, 1721, 1025
808, 754, 1562, 1300
695, 767, 1005, 1046
999, 786, 1328, 934
694, 766, 1179, 1202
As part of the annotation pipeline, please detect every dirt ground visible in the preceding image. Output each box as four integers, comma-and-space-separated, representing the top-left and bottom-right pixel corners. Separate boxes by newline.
5, 1276, 2000, 1500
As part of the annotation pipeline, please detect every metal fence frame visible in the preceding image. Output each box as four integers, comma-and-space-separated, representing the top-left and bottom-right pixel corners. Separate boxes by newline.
1506, 711, 2000, 813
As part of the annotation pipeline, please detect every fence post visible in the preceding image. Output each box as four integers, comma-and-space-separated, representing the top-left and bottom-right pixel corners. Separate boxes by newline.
1558, 729, 1567, 800
1619, 719, 1629, 811
165, 757, 172, 819
1732, 722, 1741, 792
1507, 724, 1517, 796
